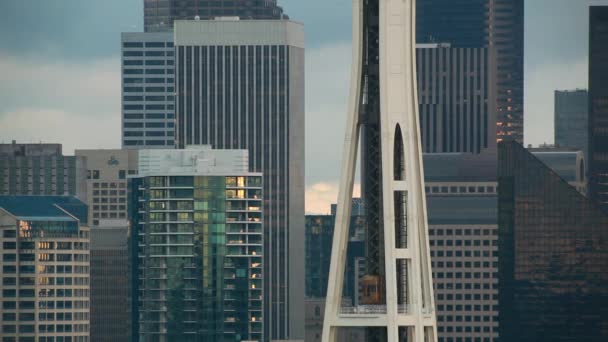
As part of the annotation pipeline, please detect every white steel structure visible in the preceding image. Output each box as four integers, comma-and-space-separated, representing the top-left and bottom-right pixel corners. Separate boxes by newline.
322, 1, 437, 341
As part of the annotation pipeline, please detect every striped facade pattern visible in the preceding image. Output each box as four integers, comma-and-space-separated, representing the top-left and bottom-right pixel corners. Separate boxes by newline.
175, 42, 304, 340
121, 32, 176, 149
416, 45, 494, 154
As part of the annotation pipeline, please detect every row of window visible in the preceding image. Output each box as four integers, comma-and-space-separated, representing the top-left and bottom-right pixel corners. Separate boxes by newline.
92, 197, 126, 204
123, 140, 174, 146
124, 104, 175, 110
124, 59, 174, 66
430, 228, 495, 236
2, 277, 88, 286
124, 122, 174, 128
2, 299, 87, 310
431, 240, 497, 247
123, 78, 174, 84
431, 250, 498, 258
123, 51, 174, 57
124, 95, 175, 101
125, 86, 175, 93
426, 185, 496, 194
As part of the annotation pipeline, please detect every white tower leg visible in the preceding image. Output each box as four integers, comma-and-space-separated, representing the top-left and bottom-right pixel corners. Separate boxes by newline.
322, 1, 437, 341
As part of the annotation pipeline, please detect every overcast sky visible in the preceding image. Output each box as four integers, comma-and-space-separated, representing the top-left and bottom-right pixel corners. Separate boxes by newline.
0, 0, 606, 213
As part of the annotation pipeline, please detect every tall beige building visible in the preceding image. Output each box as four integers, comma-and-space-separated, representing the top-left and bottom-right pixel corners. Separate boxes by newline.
0, 196, 90, 342
75, 150, 138, 226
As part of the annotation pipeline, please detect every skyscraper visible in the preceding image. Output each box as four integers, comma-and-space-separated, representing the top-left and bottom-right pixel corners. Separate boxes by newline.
491, 0, 524, 143
130, 147, 264, 341
0, 142, 87, 200
0, 196, 91, 342
121, 32, 176, 149
554, 90, 588, 159
416, 44, 496, 153
416, 0, 524, 144
588, 6, 608, 212
174, 19, 305, 340
144, 0, 288, 32
498, 141, 608, 341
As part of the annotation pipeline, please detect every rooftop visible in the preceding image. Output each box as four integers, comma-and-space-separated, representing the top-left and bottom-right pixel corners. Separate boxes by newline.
0, 196, 88, 224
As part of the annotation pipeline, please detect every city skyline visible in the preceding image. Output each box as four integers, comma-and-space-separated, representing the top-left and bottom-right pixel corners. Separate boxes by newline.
0, 0, 605, 215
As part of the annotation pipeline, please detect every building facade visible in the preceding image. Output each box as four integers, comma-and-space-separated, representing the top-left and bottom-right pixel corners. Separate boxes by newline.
416, 44, 495, 154
90, 220, 130, 342
416, 0, 524, 144
0, 143, 87, 201
498, 141, 608, 341
424, 153, 499, 342
144, 0, 288, 32
130, 147, 264, 342
491, 0, 524, 144
121, 32, 176, 149
75, 149, 139, 226
174, 19, 305, 340
0, 196, 90, 342
588, 6, 608, 212
554, 89, 588, 160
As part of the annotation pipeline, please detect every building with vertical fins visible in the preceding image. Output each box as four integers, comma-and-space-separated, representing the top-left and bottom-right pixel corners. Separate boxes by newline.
589, 6, 608, 212
0, 196, 90, 342
498, 141, 608, 341
144, 0, 288, 32
322, 0, 437, 341
174, 19, 305, 340
416, 44, 495, 154
416, 0, 524, 144
130, 146, 264, 341
90, 220, 130, 342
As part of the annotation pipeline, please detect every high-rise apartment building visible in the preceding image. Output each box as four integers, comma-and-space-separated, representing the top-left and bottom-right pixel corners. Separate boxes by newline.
416, 0, 524, 144
121, 32, 176, 149
144, 0, 288, 32
417, 44, 496, 153
0, 196, 90, 342
75, 149, 139, 226
174, 19, 305, 340
130, 147, 264, 341
498, 141, 608, 341
90, 221, 130, 342
588, 6, 608, 212
555, 90, 589, 159
0, 142, 87, 200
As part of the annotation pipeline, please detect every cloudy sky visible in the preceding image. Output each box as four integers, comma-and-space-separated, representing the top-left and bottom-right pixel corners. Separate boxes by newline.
0, 0, 606, 213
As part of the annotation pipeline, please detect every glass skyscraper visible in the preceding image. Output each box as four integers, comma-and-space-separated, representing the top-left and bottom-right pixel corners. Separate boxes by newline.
130, 147, 264, 341
498, 141, 608, 341
174, 19, 305, 340
589, 6, 608, 213
144, 0, 287, 32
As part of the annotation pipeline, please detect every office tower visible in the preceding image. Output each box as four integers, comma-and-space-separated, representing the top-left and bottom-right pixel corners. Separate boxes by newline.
75, 149, 139, 226
424, 153, 499, 342
121, 32, 176, 149
130, 147, 264, 341
323, 1, 437, 341
0, 196, 90, 341
589, 6, 608, 212
144, 0, 288, 32
0, 142, 87, 200
491, 0, 524, 143
416, 44, 496, 153
554, 90, 589, 158
416, 0, 524, 144
498, 141, 608, 341
174, 19, 305, 340
90, 220, 130, 342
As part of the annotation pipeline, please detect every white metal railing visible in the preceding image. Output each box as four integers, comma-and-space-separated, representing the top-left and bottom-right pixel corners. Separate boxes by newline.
340, 305, 387, 314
